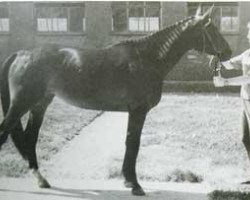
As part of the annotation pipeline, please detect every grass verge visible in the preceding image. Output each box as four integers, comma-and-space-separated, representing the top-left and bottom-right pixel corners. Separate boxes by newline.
208, 190, 250, 200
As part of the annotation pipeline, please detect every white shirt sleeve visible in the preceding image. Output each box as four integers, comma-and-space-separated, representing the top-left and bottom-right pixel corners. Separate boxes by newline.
221, 53, 244, 70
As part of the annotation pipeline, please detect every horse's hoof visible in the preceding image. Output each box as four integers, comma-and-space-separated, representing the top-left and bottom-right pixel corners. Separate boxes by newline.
38, 179, 51, 188
124, 180, 134, 188
132, 186, 146, 196
241, 181, 250, 184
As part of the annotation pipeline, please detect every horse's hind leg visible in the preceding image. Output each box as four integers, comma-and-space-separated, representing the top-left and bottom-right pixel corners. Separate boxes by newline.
0, 83, 28, 157
0, 93, 40, 158
24, 95, 54, 188
9, 121, 27, 158
0, 132, 8, 149
0, 103, 28, 139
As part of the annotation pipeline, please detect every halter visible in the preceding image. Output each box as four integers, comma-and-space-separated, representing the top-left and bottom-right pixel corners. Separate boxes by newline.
200, 19, 222, 76
201, 19, 221, 56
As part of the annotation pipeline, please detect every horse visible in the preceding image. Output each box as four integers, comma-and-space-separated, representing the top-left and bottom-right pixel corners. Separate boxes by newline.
0, 5, 231, 196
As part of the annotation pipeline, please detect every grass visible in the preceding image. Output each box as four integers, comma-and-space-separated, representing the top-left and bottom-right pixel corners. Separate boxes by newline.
0, 97, 101, 177
162, 81, 240, 93
209, 190, 250, 200
106, 93, 248, 184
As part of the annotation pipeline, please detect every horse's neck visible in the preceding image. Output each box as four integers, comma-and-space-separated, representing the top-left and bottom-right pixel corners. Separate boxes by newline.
136, 18, 194, 73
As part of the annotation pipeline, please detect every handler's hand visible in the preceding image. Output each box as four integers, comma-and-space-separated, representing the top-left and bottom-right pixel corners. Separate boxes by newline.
213, 76, 227, 87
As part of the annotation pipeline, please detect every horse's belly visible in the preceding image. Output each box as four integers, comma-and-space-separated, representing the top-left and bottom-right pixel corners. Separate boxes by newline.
54, 86, 129, 111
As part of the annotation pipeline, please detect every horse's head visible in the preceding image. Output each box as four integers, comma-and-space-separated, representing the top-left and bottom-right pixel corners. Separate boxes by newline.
189, 5, 232, 61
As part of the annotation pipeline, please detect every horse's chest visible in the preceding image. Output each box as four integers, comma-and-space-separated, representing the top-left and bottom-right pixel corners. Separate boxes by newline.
144, 85, 162, 109
127, 72, 162, 109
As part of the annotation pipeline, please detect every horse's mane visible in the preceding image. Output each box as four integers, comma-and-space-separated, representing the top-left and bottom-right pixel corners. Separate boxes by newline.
35, 16, 196, 51
113, 16, 196, 47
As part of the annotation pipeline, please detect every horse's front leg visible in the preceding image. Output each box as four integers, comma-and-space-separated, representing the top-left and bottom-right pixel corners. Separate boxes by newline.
122, 107, 147, 196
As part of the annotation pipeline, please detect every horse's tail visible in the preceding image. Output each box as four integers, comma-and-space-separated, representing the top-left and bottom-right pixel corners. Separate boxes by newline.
0, 53, 17, 147
0, 53, 17, 115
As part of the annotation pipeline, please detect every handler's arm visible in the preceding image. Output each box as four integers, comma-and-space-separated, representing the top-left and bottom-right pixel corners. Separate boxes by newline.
213, 51, 248, 87
221, 53, 243, 70
224, 75, 250, 86
214, 74, 250, 87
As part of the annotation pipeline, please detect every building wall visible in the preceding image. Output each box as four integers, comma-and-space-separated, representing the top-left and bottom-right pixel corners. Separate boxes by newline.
9, 3, 34, 51
237, 2, 250, 53
0, 1, 249, 81
0, 36, 10, 61
85, 2, 112, 48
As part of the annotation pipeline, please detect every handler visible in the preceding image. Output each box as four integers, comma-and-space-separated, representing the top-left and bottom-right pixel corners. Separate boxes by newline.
214, 22, 250, 182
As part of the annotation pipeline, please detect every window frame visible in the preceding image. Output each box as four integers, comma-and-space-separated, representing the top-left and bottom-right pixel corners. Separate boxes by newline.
111, 1, 162, 35
34, 2, 86, 35
187, 2, 240, 35
0, 3, 10, 34
219, 5, 240, 34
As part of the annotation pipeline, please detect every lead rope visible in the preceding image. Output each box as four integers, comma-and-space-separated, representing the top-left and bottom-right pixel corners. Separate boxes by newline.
204, 27, 222, 152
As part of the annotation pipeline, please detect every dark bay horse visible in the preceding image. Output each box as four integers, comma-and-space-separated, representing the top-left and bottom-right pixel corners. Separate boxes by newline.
0, 6, 231, 195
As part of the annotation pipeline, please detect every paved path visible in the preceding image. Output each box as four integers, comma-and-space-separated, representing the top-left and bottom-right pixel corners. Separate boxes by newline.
43, 112, 128, 179
0, 178, 210, 200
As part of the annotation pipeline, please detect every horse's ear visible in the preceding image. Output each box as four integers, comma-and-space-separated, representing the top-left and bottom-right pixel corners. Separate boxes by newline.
195, 4, 202, 17
193, 4, 213, 26
202, 4, 214, 20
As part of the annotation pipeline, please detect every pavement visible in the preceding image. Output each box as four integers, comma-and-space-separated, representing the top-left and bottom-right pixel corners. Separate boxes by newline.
0, 178, 210, 200
43, 112, 128, 180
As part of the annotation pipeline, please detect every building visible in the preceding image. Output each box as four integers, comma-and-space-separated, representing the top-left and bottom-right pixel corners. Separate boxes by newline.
0, 1, 248, 83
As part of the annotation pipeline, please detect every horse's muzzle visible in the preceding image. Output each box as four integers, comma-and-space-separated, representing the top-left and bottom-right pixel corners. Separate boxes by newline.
217, 48, 232, 62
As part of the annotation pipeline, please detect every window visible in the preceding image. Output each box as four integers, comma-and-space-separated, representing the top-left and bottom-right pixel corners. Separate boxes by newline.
221, 6, 239, 32
112, 2, 161, 33
35, 3, 85, 33
0, 4, 9, 32
187, 2, 239, 33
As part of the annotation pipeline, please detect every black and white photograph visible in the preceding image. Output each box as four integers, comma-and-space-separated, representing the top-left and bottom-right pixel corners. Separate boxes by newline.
0, 1, 249, 199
